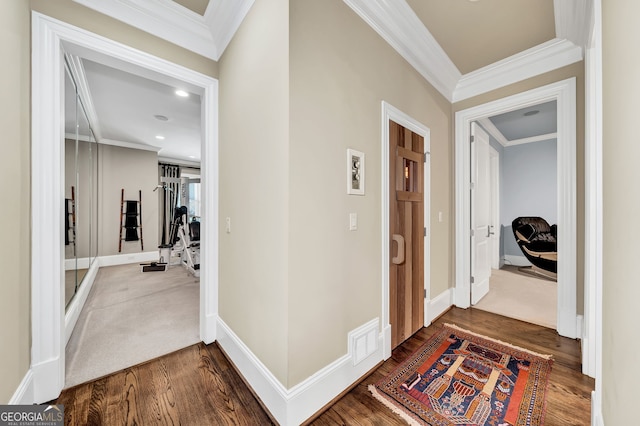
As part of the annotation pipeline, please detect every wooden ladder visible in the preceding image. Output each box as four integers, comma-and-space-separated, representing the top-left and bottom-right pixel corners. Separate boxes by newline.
118, 189, 144, 252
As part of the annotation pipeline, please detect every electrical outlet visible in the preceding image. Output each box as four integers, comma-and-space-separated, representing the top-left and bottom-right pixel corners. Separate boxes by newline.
225, 217, 231, 233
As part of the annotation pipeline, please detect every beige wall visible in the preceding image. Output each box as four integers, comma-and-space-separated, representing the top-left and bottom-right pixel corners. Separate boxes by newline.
98, 145, 159, 256
218, 0, 290, 384
0, 0, 31, 404
602, 1, 639, 423
30, 0, 218, 78
287, 0, 452, 387
453, 62, 586, 314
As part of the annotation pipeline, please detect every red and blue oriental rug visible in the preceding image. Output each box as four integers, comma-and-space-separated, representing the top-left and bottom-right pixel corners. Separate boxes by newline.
370, 324, 553, 426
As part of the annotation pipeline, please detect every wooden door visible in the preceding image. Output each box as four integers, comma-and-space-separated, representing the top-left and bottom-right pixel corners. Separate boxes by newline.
389, 120, 424, 349
471, 122, 491, 304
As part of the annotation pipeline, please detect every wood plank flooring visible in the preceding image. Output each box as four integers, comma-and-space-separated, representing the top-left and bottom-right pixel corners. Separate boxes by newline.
56, 307, 594, 425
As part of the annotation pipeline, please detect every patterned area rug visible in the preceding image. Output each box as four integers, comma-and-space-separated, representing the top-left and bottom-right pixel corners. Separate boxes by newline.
370, 324, 553, 425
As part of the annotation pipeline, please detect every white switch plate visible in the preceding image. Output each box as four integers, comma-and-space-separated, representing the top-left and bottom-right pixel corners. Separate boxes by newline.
349, 213, 357, 231
438, 211, 443, 222
225, 217, 231, 233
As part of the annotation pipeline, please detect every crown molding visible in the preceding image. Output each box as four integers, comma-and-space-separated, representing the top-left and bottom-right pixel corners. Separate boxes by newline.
477, 118, 508, 146
72, 0, 253, 61
204, 0, 255, 58
64, 52, 102, 142
101, 138, 162, 153
554, 0, 593, 48
453, 38, 583, 102
343, 0, 461, 102
507, 132, 557, 147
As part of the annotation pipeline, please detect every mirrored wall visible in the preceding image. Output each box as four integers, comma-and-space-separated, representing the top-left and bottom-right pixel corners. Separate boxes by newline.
64, 63, 99, 308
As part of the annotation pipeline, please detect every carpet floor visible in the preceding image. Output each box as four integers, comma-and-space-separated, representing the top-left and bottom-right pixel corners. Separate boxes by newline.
473, 265, 557, 329
64, 263, 199, 388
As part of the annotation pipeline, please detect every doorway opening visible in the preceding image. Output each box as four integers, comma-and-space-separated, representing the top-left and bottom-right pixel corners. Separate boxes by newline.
454, 78, 578, 339
31, 13, 219, 402
470, 107, 559, 329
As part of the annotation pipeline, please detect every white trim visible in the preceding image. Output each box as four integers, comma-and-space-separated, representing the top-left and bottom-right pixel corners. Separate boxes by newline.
381, 101, 431, 359
592, 390, 604, 426
31, 12, 219, 402
454, 78, 578, 339
9, 370, 34, 405
507, 132, 557, 147
72, 0, 253, 61
425, 289, 453, 325
100, 138, 162, 153
503, 255, 532, 267
576, 314, 583, 340
477, 118, 508, 146
554, 0, 593, 48
204, 0, 256, 59
453, 39, 583, 102
64, 53, 103, 141
343, 0, 460, 101
64, 260, 99, 345
216, 317, 384, 425
98, 251, 158, 267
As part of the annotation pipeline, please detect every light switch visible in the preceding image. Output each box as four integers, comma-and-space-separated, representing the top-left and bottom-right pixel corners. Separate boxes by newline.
349, 213, 358, 231
225, 217, 231, 233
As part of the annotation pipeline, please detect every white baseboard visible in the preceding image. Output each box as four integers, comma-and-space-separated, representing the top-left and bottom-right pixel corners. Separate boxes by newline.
64, 260, 100, 345
98, 251, 159, 267
216, 317, 384, 425
9, 370, 34, 405
576, 314, 584, 340
592, 390, 604, 426
426, 288, 453, 324
503, 255, 531, 267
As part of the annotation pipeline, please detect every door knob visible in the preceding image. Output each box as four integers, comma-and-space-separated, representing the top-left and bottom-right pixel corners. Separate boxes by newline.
392, 234, 405, 265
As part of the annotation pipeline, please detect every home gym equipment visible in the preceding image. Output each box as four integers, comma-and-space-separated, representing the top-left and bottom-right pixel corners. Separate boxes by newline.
119, 189, 144, 252
168, 205, 200, 277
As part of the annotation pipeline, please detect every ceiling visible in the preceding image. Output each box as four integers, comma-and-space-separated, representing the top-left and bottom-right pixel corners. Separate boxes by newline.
406, 0, 556, 74
67, 0, 588, 161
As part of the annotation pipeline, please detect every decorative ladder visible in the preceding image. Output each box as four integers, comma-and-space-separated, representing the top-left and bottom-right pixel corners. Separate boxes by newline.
118, 189, 144, 252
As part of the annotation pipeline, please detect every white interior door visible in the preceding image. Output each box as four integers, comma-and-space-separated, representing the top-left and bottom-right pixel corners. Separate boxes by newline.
471, 122, 491, 304
489, 146, 500, 270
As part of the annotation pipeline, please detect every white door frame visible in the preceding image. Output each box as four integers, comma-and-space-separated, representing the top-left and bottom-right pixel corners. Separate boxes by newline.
489, 145, 500, 270
454, 78, 578, 339
381, 101, 430, 359
31, 12, 219, 402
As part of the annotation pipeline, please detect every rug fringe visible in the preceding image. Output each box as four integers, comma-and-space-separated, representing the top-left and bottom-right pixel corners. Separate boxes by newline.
444, 323, 554, 360
368, 385, 422, 426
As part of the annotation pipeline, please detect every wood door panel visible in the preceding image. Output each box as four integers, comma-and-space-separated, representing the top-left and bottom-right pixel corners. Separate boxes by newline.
389, 120, 424, 349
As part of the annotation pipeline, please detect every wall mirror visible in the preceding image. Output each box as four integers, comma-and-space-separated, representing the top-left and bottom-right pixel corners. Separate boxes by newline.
64, 61, 99, 309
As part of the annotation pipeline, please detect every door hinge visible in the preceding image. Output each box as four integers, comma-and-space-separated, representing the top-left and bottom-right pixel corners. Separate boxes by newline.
470, 182, 475, 190
470, 229, 475, 237
424, 152, 430, 163
424, 227, 427, 237
470, 135, 475, 143
424, 289, 427, 299
471, 276, 475, 284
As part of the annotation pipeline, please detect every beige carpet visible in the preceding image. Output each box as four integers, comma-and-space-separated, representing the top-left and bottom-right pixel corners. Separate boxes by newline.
473, 265, 557, 329
65, 263, 199, 388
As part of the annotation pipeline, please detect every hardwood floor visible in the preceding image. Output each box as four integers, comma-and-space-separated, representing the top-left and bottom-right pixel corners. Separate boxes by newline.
56, 308, 594, 425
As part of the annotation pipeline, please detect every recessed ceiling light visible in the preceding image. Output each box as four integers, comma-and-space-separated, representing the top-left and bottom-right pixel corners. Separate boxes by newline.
189, 155, 196, 159
155, 135, 165, 140
154, 114, 169, 121
175, 90, 189, 97
524, 110, 539, 116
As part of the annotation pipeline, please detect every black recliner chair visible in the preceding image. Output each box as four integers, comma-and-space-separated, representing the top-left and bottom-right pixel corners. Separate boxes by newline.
512, 217, 557, 281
